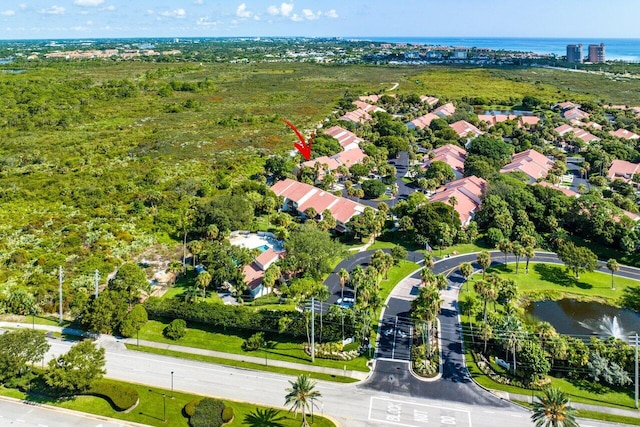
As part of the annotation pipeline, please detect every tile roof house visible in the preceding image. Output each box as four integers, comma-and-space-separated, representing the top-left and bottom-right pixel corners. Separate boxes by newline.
433, 102, 456, 118
554, 124, 600, 144
407, 113, 439, 130
449, 120, 484, 138
609, 128, 640, 140
478, 114, 540, 128
607, 159, 640, 182
301, 148, 367, 179
420, 95, 439, 106
242, 248, 284, 298
536, 181, 579, 197
570, 119, 603, 130
323, 126, 362, 151
430, 176, 486, 226
500, 149, 555, 182
271, 178, 368, 232
562, 108, 590, 121
424, 144, 467, 179
352, 100, 386, 114
340, 109, 372, 123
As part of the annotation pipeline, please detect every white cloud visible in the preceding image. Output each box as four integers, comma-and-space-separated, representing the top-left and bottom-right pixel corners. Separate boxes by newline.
290, 13, 303, 22
268, 2, 294, 17
0, 10, 15, 16
196, 17, 220, 26
236, 3, 252, 19
39, 6, 65, 15
159, 8, 186, 18
74, 0, 104, 6
86, 20, 93, 25
101, 5, 116, 11
19, 4, 27, 10
193, 0, 204, 4
325, 9, 338, 18
146, 9, 154, 15
302, 9, 320, 20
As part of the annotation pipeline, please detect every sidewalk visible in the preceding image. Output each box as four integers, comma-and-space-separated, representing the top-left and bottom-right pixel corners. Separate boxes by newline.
0, 321, 370, 381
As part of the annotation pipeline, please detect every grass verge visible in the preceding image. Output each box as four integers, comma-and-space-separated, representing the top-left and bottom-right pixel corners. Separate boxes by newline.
126, 344, 359, 383
513, 400, 640, 426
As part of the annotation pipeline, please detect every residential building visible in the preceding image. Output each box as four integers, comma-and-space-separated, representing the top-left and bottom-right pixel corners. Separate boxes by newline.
352, 100, 386, 114
430, 176, 486, 226
270, 178, 367, 232
453, 48, 468, 59
449, 120, 483, 139
554, 124, 600, 144
433, 102, 456, 118
425, 144, 467, 179
242, 248, 284, 299
566, 44, 583, 63
407, 113, 439, 130
420, 95, 439, 106
323, 126, 362, 151
536, 181, 579, 198
340, 109, 372, 123
562, 108, 590, 121
609, 128, 640, 140
588, 44, 605, 63
607, 159, 640, 182
500, 149, 555, 182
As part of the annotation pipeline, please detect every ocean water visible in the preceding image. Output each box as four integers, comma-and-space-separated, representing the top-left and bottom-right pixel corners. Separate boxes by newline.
350, 37, 640, 62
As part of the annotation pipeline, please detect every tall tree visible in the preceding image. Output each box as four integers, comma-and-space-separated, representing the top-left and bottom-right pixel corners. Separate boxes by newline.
476, 251, 491, 279
411, 284, 442, 356
284, 375, 322, 427
474, 280, 496, 324
459, 262, 474, 292
338, 268, 349, 300
521, 234, 536, 274
45, 341, 106, 393
109, 262, 149, 308
119, 304, 148, 338
557, 242, 598, 279
497, 239, 513, 266
196, 270, 212, 299
531, 388, 579, 427
0, 329, 50, 382
606, 258, 620, 290
512, 242, 525, 275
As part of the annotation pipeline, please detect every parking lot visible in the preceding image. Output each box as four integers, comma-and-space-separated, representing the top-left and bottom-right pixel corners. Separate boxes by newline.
369, 396, 472, 427
376, 315, 413, 361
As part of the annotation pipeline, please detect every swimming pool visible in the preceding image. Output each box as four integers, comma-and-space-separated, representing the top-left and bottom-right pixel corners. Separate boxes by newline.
257, 244, 270, 253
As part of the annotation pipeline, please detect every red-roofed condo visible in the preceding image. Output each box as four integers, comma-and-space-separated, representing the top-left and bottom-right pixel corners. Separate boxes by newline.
430, 176, 486, 226
607, 159, 640, 182
610, 128, 640, 140
449, 120, 483, 139
500, 149, 555, 182
271, 178, 367, 232
323, 126, 362, 151
425, 144, 467, 179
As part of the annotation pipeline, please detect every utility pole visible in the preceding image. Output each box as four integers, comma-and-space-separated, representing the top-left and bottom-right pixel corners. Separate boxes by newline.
58, 266, 64, 324
94, 269, 99, 298
311, 297, 315, 364
635, 333, 638, 409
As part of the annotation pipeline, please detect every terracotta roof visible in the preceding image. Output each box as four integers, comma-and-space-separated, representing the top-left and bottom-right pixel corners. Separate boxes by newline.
407, 113, 439, 129
243, 263, 264, 291
519, 116, 540, 126
554, 124, 599, 143
607, 159, 640, 181
255, 248, 281, 271
352, 100, 385, 113
433, 102, 456, 118
500, 149, 555, 181
610, 128, 640, 140
554, 124, 574, 135
323, 126, 362, 150
420, 95, 439, 106
340, 109, 372, 123
557, 101, 580, 110
449, 120, 483, 138
334, 147, 366, 167
430, 176, 486, 225
301, 156, 341, 171
562, 108, 590, 120
271, 178, 367, 225
427, 144, 467, 175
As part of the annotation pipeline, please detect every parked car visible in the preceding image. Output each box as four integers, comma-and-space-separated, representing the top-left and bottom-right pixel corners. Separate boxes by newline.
336, 297, 355, 308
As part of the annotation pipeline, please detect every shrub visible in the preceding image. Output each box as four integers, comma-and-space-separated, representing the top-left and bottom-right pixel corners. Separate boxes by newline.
184, 398, 202, 417
242, 332, 265, 351
89, 381, 139, 411
163, 319, 187, 340
221, 406, 234, 423
189, 398, 225, 427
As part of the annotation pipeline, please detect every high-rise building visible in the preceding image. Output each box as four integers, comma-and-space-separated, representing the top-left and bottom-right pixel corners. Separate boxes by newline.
566, 44, 583, 63
588, 43, 606, 63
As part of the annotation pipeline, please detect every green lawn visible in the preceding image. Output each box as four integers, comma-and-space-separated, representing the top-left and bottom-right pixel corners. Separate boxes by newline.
137, 320, 370, 372
127, 345, 358, 383
470, 262, 640, 305
4, 379, 334, 427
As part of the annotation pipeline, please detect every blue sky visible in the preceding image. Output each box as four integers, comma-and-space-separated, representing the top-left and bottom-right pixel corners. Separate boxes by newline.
0, 1, 638, 40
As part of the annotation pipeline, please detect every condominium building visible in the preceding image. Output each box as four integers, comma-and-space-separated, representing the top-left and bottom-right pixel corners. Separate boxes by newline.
566, 44, 583, 63
588, 43, 605, 63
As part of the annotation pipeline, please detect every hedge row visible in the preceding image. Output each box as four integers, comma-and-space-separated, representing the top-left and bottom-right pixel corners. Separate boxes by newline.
89, 381, 139, 411
144, 297, 355, 342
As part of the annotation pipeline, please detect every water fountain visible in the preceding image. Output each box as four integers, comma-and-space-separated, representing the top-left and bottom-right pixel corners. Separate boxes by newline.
578, 315, 628, 341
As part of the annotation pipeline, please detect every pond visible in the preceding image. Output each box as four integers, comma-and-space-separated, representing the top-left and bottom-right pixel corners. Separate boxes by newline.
525, 299, 640, 342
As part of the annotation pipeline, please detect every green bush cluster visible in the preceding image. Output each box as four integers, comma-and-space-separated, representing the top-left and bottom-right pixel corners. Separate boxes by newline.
163, 319, 187, 340
145, 298, 355, 342
89, 381, 139, 411
189, 398, 226, 427
221, 406, 234, 423
242, 332, 265, 351
184, 398, 202, 417
411, 344, 439, 377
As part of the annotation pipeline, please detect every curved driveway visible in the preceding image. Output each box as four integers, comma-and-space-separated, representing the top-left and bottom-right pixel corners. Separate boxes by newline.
328, 249, 640, 408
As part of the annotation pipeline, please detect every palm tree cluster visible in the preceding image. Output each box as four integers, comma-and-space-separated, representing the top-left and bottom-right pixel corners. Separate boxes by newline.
531, 388, 579, 427
284, 375, 322, 427
411, 267, 446, 357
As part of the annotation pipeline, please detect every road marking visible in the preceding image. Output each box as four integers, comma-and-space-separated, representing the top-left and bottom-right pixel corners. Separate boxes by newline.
369, 396, 472, 427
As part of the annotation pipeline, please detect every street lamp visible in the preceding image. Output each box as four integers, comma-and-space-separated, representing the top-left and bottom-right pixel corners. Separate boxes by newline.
439, 238, 443, 258
171, 371, 174, 398
149, 389, 167, 422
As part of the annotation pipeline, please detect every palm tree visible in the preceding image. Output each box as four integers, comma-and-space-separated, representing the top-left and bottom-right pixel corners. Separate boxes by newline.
166, 260, 182, 286
448, 196, 458, 223
434, 273, 448, 291
497, 239, 513, 266
459, 262, 473, 292
350, 265, 365, 302
420, 268, 436, 287
284, 375, 322, 427
244, 407, 286, 427
521, 235, 536, 274
474, 280, 496, 324
531, 388, 579, 427
423, 253, 435, 270
411, 284, 442, 356
478, 321, 493, 354
196, 271, 211, 299
476, 251, 491, 279
512, 242, 525, 274
338, 268, 349, 300
606, 258, 619, 290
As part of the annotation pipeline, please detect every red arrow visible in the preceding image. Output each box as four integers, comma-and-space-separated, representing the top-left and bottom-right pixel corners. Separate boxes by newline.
282, 119, 313, 161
